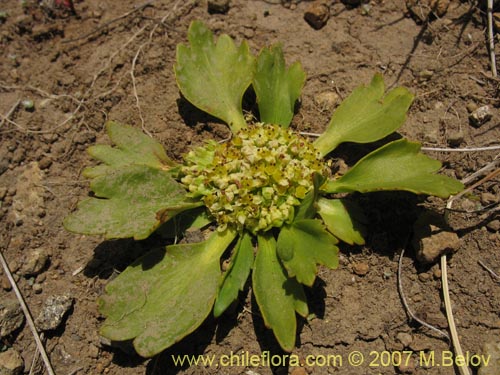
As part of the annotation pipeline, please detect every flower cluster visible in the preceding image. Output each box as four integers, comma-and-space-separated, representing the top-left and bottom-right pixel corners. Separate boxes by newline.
181, 123, 330, 233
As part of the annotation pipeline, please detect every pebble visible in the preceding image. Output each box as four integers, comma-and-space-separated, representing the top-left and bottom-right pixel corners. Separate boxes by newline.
481, 192, 497, 205
0, 187, 7, 200
1, 274, 11, 291
486, 220, 500, 232
418, 272, 430, 282
32, 283, 43, 294
396, 332, 413, 347
469, 105, 492, 127
207, 0, 230, 14
418, 69, 434, 80
0, 299, 24, 338
304, 1, 330, 30
35, 293, 74, 331
446, 129, 464, 146
352, 262, 369, 276
38, 157, 52, 170
0, 348, 24, 375
88, 344, 100, 359
314, 91, 340, 111
20, 248, 48, 276
412, 213, 461, 264
466, 102, 478, 113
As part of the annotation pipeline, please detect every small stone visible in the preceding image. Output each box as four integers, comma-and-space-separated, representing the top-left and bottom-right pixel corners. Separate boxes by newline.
21, 99, 34, 112
1, 275, 11, 291
0, 300, 24, 338
20, 248, 48, 277
32, 283, 43, 294
447, 130, 464, 146
35, 293, 74, 331
0, 187, 6, 200
466, 102, 478, 113
412, 212, 461, 264
88, 344, 100, 359
304, 1, 330, 30
207, 0, 230, 14
0, 349, 24, 375
396, 332, 413, 347
486, 220, 500, 232
183, 227, 205, 243
481, 192, 497, 205
352, 262, 369, 276
418, 272, 430, 282
433, 267, 442, 279
478, 342, 500, 375
418, 69, 434, 80
38, 157, 52, 170
314, 91, 340, 111
406, 0, 450, 23
469, 105, 492, 127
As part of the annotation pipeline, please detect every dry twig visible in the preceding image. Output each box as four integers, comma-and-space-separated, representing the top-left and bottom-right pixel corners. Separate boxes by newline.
478, 260, 500, 282
397, 247, 450, 340
440, 253, 471, 375
0, 237, 55, 375
487, 0, 498, 77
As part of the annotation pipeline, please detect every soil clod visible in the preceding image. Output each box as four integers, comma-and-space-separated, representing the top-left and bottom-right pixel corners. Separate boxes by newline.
0, 299, 24, 338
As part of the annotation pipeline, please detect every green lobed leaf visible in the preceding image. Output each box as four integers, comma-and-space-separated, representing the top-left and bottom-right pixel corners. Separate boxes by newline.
213, 233, 254, 318
253, 234, 308, 352
323, 139, 464, 198
84, 121, 176, 179
99, 229, 237, 357
316, 198, 365, 245
253, 44, 306, 128
64, 165, 200, 240
276, 219, 339, 286
174, 21, 255, 133
314, 74, 414, 156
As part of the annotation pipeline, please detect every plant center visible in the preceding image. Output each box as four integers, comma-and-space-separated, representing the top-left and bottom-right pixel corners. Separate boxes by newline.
181, 123, 330, 233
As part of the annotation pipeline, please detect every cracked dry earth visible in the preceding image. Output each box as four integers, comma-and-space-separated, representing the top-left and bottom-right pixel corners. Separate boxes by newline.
0, 1, 499, 375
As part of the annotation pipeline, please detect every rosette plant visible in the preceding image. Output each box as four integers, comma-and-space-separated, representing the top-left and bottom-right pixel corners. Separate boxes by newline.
64, 21, 463, 357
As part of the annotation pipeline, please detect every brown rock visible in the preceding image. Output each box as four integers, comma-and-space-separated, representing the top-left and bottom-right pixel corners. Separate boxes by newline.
20, 248, 48, 277
0, 300, 24, 338
0, 349, 24, 375
352, 262, 369, 276
412, 212, 460, 264
304, 1, 330, 30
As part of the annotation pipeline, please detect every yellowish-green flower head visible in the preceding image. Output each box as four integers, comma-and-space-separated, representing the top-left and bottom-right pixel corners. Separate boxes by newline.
181, 123, 330, 233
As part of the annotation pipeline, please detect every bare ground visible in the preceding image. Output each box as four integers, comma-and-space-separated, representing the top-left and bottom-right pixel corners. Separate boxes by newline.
0, 1, 499, 374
